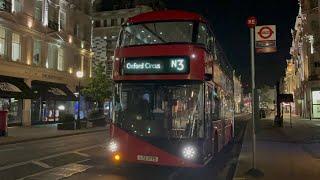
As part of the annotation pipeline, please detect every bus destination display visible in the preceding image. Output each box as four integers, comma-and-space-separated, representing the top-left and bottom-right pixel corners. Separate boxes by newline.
123, 57, 190, 74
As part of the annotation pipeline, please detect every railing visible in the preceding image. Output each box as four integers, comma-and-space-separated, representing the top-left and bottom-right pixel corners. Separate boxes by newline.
0, 0, 12, 13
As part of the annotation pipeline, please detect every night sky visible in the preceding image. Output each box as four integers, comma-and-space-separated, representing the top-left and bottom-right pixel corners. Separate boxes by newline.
102, 0, 299, 89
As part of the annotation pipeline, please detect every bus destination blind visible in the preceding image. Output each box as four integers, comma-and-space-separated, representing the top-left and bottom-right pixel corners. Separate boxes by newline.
122, 57, 190, 75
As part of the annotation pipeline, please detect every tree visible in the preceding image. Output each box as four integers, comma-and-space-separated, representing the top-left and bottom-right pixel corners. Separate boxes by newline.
258, 85, 274, 109
82, 62, 113, 108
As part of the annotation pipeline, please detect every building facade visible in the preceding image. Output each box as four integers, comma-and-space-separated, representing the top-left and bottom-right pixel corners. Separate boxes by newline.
284, 0, 320, 118
233, 73, 243, 113
0, 0, 93, 126
91, 5, 152, 77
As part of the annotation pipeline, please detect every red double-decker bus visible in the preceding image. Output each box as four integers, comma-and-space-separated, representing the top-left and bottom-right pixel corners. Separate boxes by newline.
109, 10, 235, 168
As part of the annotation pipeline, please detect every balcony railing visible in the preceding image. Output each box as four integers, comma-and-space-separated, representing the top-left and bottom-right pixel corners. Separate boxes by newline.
0, 0, 12, 13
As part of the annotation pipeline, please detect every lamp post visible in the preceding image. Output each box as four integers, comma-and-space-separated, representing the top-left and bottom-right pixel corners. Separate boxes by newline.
76, 71, 84, 129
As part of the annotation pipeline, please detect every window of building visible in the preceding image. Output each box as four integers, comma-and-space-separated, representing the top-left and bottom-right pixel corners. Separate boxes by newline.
33, 40, 41, 65
311, 20, 319, 32
13, 0, 22, 13
310, 0, 318, 9
103, 20, 107, 27
48, 5, 59, 31
95, 20, 101, 28
12, 33, 21, 62
80, 55, 84, 72
47, 44, 57, 69
59, 10, 66, 31
0, 26, 6, 56
74, 24, 80, 37
314, 62, 320, 68
57, 48, 64, 71
111, 18, 117, 26
34, 0, 43, 22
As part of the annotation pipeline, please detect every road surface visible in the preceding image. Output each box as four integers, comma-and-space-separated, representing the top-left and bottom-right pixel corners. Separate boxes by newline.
0, 115, 249, 180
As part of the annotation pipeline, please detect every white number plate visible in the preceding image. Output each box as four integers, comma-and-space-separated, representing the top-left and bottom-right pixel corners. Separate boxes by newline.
137, 155, 159, 162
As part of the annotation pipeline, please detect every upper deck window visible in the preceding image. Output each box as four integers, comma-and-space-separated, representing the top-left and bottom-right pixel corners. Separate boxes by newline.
197, 23, 209, 46
120, 21, 194, 47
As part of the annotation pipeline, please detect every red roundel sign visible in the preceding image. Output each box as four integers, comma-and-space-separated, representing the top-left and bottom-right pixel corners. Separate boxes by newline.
258, 26, 274, 39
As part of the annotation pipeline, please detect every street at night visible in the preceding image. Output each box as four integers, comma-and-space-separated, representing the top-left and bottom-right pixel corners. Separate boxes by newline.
1, 0, 320, 179
0, 116, 248, 180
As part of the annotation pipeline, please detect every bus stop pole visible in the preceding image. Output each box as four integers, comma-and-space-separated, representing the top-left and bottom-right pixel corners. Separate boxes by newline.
250, 26, 256, 170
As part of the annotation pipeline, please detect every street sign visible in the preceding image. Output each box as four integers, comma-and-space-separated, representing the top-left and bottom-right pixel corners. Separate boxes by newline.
247, 16, 257, 28
255, 25, 277, 53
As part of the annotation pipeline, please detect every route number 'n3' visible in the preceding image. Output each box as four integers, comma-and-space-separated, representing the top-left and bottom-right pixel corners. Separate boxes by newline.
170, 59, 185, 71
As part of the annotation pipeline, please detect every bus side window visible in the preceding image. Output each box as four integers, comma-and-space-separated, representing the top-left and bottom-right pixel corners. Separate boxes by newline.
197, 23, 209, 48
205, 85, 213, 122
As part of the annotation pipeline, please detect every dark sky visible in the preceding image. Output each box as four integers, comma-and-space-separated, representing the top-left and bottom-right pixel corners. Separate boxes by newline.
166, 0, 299, 88
102, 0, 299, 88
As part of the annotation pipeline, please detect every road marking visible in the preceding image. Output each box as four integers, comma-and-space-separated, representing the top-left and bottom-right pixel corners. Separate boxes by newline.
17, 159, 91, 180
31, 160, 51, 169
0, 144, 103, 171
0, 146, 23, 152
73, 151, 90, 157
233, 176, 249, 180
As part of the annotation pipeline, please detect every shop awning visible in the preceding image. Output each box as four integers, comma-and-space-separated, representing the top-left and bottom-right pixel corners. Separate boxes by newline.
0, 75, 34, 99
32, 81, 77, 101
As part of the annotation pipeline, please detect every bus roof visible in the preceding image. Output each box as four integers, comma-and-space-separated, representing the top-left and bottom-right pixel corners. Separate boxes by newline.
127, 10, 207, 24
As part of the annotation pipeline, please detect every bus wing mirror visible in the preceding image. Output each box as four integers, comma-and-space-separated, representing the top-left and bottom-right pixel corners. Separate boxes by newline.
205, 73, 213, 81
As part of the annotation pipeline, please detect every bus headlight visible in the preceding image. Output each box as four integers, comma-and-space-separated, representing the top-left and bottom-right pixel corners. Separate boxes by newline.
182, 145, 196, 160
108, 140, 118, 152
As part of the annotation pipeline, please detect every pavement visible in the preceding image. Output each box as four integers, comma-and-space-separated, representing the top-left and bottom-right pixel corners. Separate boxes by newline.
233, 114, 320, 180
0, 124, 108, 145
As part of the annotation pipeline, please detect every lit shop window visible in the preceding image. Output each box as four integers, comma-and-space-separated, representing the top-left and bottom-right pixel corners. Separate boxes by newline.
33, 40, 41, 65
0, 26, 5, 56
12, 33, 21, 62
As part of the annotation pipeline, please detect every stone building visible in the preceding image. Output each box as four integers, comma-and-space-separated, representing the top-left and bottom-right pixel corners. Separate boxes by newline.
284, 0, 320, 118
0, 0, 93, 126
233, 74, 243, 113
91, 5, 152, 77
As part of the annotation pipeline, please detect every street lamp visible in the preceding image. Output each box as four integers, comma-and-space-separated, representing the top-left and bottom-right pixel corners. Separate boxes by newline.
76, 70, 84, 129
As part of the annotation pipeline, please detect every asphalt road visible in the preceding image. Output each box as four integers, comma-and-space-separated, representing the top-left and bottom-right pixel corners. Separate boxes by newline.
0, 115, 249, 180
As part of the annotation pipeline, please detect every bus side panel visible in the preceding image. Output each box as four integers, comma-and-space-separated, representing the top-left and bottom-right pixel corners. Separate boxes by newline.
212, 120, 223, 153
224, 119, 233, 144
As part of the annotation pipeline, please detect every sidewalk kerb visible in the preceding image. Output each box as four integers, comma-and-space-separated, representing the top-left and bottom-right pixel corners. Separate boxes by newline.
233, 117, 251, 180
0, 128, 107, 146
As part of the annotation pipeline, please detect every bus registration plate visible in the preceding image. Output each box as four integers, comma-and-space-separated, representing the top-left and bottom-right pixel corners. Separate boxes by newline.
137, 155, 159, 162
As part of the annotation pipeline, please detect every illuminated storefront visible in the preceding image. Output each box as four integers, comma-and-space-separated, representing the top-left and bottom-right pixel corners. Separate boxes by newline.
312, 90, 320, 118
0, 75, 33, 125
